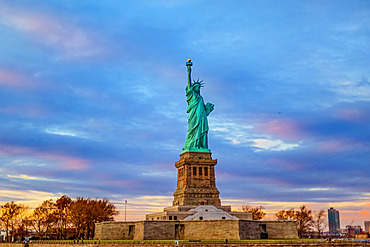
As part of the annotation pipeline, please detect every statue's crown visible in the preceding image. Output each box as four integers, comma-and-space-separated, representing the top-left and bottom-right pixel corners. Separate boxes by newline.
193, 78, 204, 87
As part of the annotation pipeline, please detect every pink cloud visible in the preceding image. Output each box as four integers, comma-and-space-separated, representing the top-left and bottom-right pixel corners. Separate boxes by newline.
0, 69, 24, 87
0, 68, 38, 89
0, 143, 89, 170
106, 180, 139, 187
317, 139, 353, 154
0, 4, 105, 59
0, 105, 46, 117
46, 153, 89, 170
249, 176, 292, 186
218, 171, 291, 186
266, 158, 304, 170
255, 117, 306, 141
334, 108, 367, 122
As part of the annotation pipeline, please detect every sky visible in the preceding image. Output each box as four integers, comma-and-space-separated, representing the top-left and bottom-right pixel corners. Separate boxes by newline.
0, 0, 369, 229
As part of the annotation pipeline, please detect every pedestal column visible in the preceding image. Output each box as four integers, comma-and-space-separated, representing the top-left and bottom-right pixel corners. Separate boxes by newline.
173, 152, 221, 206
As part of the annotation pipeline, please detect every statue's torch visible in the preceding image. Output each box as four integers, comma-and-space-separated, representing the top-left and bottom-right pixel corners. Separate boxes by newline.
186, 58, 193, 67
186, 59, 192, 85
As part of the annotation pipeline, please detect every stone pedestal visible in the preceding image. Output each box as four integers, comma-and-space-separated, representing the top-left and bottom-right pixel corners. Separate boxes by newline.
173, 152, 221, 206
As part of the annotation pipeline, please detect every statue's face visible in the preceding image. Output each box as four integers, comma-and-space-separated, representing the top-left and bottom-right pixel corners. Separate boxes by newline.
193, 83, 200, 92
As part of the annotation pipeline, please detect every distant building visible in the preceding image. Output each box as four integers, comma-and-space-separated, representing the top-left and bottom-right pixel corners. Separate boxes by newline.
365, 221, 370, 233
346, 225, 362, 238
354, 225, 362, 235
328, 207, 340, 234
346, 225, 356, 238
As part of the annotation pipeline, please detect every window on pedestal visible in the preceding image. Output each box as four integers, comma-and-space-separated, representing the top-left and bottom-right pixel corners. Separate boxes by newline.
179, 168, 184, 178
193, 167, 196, 176
204, 167, 208, 176
199, 167, 202, 176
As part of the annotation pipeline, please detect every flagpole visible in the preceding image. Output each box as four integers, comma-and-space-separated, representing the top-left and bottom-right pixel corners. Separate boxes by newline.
125, 200, 127, 221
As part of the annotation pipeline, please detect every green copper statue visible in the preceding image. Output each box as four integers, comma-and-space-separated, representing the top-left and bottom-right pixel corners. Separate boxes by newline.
182, 59, 214, 154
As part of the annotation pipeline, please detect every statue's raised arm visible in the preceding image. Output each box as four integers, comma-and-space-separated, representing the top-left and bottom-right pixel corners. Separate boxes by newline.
182, 59, 214, 154
186, 59, 192, 90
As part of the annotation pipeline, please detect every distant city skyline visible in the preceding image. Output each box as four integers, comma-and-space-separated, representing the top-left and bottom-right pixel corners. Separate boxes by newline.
0, 1, 369, 228
328, 207, 340, 233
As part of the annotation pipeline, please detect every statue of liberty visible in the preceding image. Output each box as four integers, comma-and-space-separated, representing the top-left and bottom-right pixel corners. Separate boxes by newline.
182, 59, 214, 154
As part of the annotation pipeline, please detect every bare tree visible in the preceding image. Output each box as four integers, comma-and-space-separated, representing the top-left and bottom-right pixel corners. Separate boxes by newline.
311, 209, 327, 238
295, 205, 313, 238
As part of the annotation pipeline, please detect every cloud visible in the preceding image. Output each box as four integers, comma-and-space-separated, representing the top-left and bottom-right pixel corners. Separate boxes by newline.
211, 117, 300, 152
0, 0, 368, 227
251, 138, 300, 152
0, 143, 90, 171
254, 118, 306, 142
44, 127, 89, 139
0, 3, 106, 59
0, 189, 61, 205
0, 68, 43, 90
289, 187, 332, 192
8, 174, 38, 180
332, 79, 370, 103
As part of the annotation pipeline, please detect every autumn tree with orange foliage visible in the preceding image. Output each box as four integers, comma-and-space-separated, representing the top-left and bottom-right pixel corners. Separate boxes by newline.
275, 205, 313, 238
14, 195, 118, 241
274, 208, 295, 220
241, 204, 266, 220
29, 199, 55, 239
0, 201, 26, 242
54, 195, 72, 240
68, 197, 118, 239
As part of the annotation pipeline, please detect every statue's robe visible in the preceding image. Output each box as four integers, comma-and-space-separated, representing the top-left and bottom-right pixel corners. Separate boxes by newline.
183, 84, 209, 152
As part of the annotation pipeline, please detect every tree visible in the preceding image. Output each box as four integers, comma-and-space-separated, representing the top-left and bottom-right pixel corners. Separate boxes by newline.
68, 197, 87, 240
0, 196, 118, 241
311, 209, 327, 238
0, 201, 26, 242
87, 198, 118, 239
241, 204, 266, 220
275, 208, 295, 220
275, 205, 314, 238
54, 195, 72, 239
29, 199, 56, 239
68, 197, 118, 240
13, 219, 29, 241
295, 205, 313, 238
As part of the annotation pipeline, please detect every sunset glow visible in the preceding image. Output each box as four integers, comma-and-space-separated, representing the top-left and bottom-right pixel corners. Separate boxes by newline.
0, 0, 369, 231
